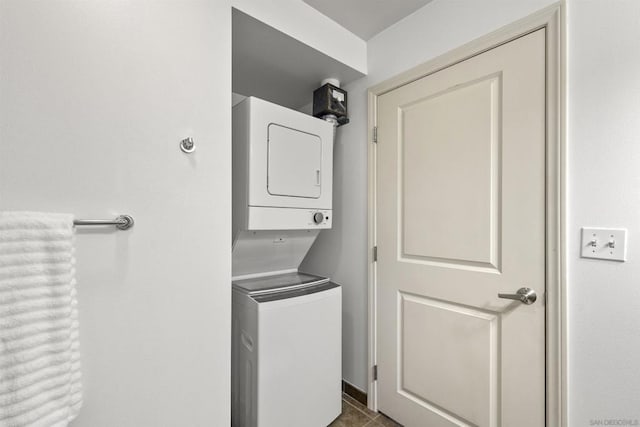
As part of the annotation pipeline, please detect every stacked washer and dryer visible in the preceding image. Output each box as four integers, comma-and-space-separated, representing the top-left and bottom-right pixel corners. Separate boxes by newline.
231, 96, 341, 427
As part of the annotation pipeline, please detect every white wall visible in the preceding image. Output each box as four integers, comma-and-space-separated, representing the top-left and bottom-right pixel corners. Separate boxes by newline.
302, 0, 558, 392
0, 1, 231, 425
567, 0, 640, 424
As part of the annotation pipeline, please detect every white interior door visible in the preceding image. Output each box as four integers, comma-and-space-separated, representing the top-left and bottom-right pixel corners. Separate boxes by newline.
376, 29, 546, 427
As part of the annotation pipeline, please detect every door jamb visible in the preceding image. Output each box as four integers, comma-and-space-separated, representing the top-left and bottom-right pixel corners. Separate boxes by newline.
366, 4, 566, 425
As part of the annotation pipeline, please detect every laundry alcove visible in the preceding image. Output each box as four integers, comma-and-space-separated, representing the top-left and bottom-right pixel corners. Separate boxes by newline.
230, 7, 366, 427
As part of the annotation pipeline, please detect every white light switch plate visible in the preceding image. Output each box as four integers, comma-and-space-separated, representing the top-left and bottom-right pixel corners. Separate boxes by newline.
581, 227, 627, 261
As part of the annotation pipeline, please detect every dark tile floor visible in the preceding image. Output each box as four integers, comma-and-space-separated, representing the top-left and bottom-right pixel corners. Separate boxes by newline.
329, 394, 403, 427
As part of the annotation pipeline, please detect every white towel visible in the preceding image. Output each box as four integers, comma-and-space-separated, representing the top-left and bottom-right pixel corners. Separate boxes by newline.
0, 212, 82, 427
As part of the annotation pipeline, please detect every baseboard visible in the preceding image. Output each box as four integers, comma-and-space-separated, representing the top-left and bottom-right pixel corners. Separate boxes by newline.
342, 380, 367, 406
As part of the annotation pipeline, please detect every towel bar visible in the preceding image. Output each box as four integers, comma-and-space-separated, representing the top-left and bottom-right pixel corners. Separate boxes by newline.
73, 215, 134, 230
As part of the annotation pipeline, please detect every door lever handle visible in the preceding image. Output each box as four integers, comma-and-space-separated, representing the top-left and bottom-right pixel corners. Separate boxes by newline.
498, 287, 537, 305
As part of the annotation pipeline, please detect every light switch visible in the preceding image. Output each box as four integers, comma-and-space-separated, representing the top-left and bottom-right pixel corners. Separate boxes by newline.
581, 227, 627, 261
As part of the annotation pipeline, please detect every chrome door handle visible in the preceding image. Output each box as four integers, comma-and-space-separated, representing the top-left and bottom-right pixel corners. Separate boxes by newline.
498, 287, 537, 305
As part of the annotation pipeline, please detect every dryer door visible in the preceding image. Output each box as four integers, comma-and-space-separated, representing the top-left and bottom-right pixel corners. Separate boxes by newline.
267, 124, 322, 198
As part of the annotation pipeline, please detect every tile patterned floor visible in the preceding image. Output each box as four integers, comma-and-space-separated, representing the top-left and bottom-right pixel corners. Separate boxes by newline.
329, 394, 403, 427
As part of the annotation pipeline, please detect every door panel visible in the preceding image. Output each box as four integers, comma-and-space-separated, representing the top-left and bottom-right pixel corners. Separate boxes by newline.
401, 75, 501, 269
400, 293, 498, 427
376, 29, 546, 427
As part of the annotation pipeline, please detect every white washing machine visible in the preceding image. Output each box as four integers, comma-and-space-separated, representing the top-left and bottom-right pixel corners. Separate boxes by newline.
231, 272, 341, 427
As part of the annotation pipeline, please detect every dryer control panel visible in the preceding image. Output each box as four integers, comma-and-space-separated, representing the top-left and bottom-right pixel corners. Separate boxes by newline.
246, 207, 332, 230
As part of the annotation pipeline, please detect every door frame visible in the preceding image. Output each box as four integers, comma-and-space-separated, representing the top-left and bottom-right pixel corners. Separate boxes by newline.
366, 4, 566, 425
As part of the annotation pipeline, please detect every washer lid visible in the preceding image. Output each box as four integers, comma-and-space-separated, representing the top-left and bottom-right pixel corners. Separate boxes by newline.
232, 272, 329, 296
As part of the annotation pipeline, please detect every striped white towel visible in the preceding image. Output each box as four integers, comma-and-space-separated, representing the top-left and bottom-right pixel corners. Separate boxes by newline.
0, 212, 82, 427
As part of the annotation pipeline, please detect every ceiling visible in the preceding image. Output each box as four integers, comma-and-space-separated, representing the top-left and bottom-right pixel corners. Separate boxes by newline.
303, 0, 434, 40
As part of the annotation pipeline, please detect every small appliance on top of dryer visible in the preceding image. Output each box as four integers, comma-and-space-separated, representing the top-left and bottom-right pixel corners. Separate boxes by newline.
231, 95, 343, 427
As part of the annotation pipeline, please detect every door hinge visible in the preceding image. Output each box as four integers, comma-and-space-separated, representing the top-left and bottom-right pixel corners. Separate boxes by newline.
373, 246, 378, 262
373, 126, 378, 143
373, 365, 378, 381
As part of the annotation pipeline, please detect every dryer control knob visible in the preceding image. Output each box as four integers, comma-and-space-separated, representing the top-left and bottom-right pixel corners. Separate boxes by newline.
313, 212, 324, 224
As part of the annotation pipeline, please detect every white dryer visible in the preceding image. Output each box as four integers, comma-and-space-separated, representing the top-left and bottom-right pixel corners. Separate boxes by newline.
232, 96, 334, 232
232, 96, 336, 278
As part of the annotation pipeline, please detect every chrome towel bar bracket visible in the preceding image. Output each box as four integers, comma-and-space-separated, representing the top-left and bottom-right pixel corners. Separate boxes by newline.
73, 214, 134, 230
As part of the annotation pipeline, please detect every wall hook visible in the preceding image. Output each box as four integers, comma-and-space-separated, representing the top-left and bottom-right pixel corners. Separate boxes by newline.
180, 137, 196, 153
